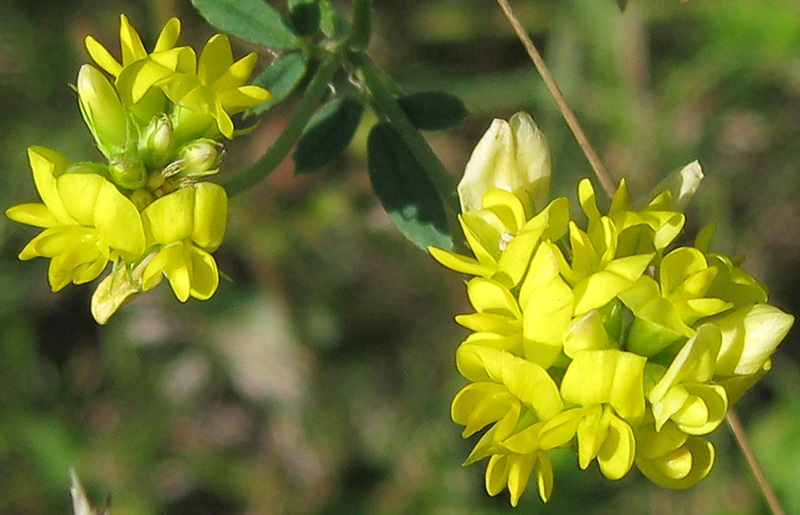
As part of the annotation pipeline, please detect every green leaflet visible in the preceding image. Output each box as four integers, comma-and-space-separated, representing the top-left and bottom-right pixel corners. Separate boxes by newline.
367, 122, 452, 250
397, 91, 468, 131
248, 53, 309, 116
293, 96, 364, 174
191, 0, 299, 50
289, 0, 321, 37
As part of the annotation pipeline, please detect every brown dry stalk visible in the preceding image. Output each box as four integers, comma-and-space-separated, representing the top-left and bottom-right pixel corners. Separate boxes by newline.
494, 0, 616, 198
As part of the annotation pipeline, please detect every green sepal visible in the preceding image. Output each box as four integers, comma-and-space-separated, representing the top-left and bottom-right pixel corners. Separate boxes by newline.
397, 91, 468, 131
367, 122, 452, 250
289, 0, 321, 37
191, 0, 299, 50
350, 0, 372, 51
248, 53, 309, 116
293, 96, 364, 174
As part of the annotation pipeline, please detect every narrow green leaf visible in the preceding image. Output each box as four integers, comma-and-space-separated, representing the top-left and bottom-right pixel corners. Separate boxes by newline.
320, 0, 349, 38
192, 0, 299, 50
248, 53, 309, 116
294, 97, 364, 174
350, 0, 372, 50
289, 0, 321, 37
367, 122, 452, 250
397, 91, 468, 131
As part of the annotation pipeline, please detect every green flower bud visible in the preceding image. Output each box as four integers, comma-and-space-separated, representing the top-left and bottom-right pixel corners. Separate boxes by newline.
76, 64, 129, 159
168, 139, 223, 178
139, 115, 174, 168
109, 154, 147, 190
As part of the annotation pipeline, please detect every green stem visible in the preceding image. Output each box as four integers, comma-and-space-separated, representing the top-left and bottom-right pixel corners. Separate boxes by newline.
220, 51, 342, 196
353, 53, 461, 216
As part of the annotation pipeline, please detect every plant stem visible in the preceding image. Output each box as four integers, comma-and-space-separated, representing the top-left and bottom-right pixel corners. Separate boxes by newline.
220, 51, 342, 196
495, 0, 616, 198
726, 410, 785, 515
353, 53, 461, 216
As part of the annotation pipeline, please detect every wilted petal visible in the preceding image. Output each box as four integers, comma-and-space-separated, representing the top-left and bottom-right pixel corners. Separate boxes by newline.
458, 112, 550, 213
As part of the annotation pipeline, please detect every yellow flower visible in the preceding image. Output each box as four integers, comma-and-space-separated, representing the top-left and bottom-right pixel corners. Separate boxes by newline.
157, 34, 272, 139
140, 182, 227, 301
5, 147, 145, 291
646, 325, 728, 434
635, 415, 715, 489
85, 14, 194, 110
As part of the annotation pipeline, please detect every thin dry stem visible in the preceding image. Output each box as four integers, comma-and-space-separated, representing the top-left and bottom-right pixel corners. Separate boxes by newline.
495, 0, 616, 198
726, 410, 785, 515
496, 2, 784, 512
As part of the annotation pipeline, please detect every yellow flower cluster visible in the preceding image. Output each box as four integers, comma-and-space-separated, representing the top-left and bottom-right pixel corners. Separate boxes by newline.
431, 113, 794, 505
6, 15, 271, 323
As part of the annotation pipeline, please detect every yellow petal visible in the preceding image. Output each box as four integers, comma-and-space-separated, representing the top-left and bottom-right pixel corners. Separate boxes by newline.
187, 245, 219, 300
5, 203, 58, 228
428, 246, 493, 276
597, 412, 635, 480
142, 187, 194, 244
94, 180, 146, 260
154, 17, 181, 52
191, 182, 227, 251
57, 173, 104, 226
28, 146, 75, 225
84, 36, 122, 76
119, 13, 148, 65
198, 34, 233, 85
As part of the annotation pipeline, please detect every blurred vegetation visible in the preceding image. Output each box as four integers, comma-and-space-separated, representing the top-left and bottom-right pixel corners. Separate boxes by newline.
1, 0, 799, 513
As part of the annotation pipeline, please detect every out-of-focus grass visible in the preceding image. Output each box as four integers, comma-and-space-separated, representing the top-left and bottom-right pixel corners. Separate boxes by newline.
0, 0, 798, 513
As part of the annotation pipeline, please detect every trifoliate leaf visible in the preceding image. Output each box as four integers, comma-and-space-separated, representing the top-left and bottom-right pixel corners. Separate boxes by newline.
248, 53, 309, 116
191, 0, 299, 50
367, 122, 452, 250
293, 96, 364, 174
397, 91, 468, 131
289, 0, 321, 37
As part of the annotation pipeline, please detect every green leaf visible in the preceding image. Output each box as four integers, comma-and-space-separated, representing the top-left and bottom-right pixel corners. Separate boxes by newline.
293, 97, 364, 174
191, 0, 299, 50
397, 91, 468, 131
350, 0, 372, 51
248, 53, 309, 116
320, 0, 349, 38
289, 0, 321, 37
367, 122, 452, 250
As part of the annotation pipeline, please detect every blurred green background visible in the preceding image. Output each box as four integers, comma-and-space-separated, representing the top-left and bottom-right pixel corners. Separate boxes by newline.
1, 0, 799, 513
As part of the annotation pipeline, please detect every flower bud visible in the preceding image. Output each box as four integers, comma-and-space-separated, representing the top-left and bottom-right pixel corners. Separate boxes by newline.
109, 154, 147, 190
76, 64, 129, 159
173, 139, 223, 177
458, 112, 550, 213
139, 115, 174, 168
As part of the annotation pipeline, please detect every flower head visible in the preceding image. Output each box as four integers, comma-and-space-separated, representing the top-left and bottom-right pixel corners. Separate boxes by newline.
432, 113, 794, 505
5, 147, 145, 291
157, 34, 272, 139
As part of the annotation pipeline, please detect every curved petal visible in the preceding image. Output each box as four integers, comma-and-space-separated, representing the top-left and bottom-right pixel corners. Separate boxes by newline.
94, 180, 146, 260
198, 34, 233, 85
142, 187, 194, 245
187, 245, 219, 300
191, 182, 227, 251
5, 203, 58, 228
